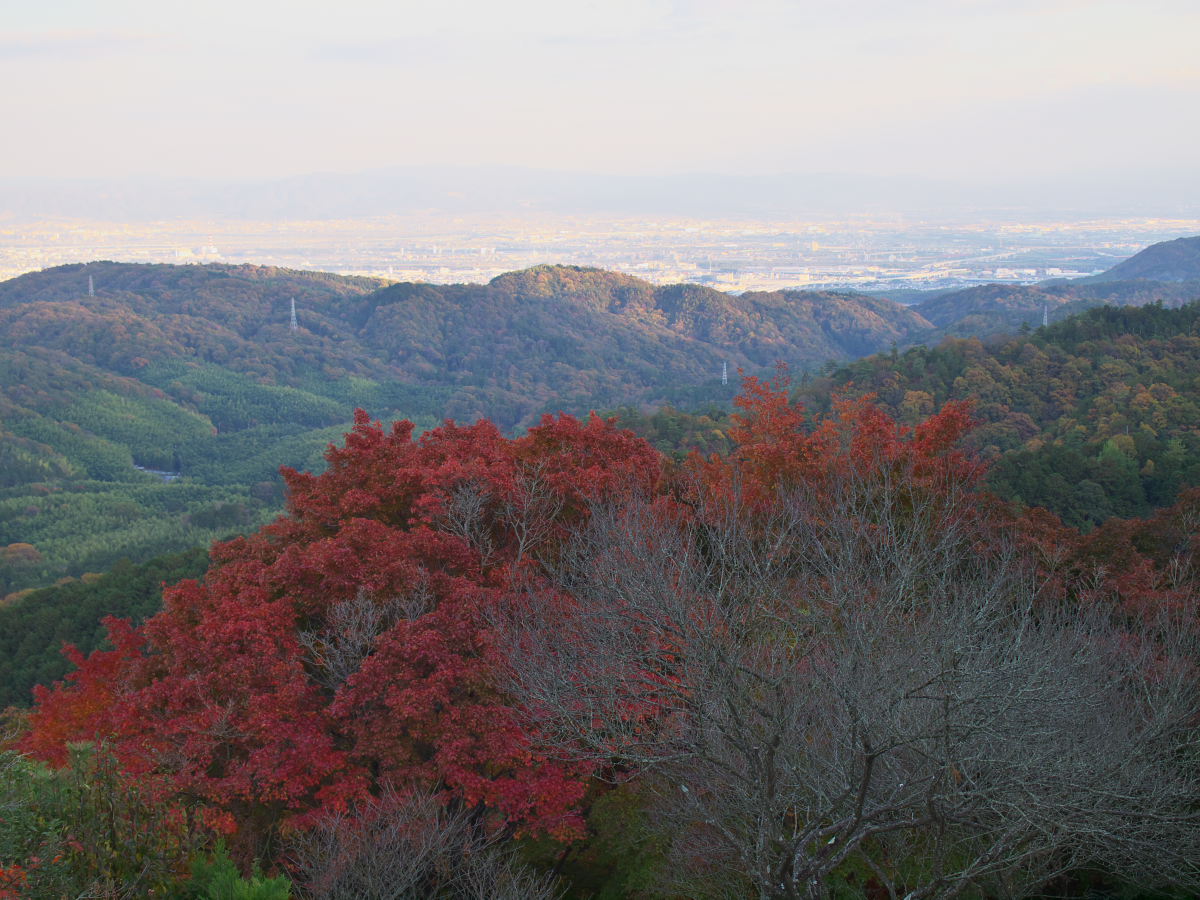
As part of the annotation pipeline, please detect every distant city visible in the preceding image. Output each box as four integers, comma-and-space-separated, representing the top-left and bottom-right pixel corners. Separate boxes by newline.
2, 214, 1198, 295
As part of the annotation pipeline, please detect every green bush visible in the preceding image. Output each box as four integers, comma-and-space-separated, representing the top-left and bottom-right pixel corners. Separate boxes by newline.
187, 842, 292, 899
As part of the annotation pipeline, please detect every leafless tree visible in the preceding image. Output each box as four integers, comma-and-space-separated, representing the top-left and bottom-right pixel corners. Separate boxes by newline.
298, 588, 418, 692
441, 480, 499, 568
501, 461, 1200, 899
288, 786, 561, 900
500, 460, 566, 569
438, 460, 566, 568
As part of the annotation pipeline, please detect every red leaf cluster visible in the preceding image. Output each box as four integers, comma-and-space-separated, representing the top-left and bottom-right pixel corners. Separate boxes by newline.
23, 410, 660, 846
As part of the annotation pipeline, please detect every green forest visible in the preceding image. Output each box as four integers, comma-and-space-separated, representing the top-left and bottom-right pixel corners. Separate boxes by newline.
0, 548, 209, 708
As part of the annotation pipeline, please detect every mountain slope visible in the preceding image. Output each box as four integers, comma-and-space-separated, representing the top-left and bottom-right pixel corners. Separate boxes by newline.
913, 278, 1200, 338
0, 260, 934, 593
1091, 235, 1200, 282
797, 302, 1200, 529
0, 262, 933, 428
0, 261, 393, 380
895, 235, 1200, 339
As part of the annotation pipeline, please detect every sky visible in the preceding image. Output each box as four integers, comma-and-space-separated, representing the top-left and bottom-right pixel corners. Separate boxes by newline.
3, 0, 1199, 183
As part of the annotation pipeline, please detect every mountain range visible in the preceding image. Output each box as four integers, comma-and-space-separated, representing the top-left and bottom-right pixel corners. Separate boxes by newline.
6, 234, 1198, 428
0, 261, 935, 431
1, 234, 1199, 595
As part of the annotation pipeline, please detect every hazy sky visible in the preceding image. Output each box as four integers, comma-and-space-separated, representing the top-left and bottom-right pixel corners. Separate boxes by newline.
3, 0, 1199, 181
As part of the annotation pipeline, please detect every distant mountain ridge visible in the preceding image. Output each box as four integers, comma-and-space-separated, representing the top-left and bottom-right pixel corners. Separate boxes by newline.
4, 240, 1198, 434
911, 279, 1200, 337
898, 234, 1200, 337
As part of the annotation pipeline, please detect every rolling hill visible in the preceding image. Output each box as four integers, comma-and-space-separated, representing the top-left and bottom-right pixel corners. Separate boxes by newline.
0, 261, 934, 430
0, 260, 934, 594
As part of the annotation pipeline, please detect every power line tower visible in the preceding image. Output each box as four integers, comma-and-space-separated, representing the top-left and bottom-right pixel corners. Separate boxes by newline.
722, 361, 728, 386
290, 297, 298, 332
88, 275, 94, 297
1042, 303, 1049, 328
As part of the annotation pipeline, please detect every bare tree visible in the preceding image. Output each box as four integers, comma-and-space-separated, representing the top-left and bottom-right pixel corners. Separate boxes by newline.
435, 460, 566, 571
441, 480, 499, 568
288, 787, 561, 900
501, 462, 1200, 899
500, 460, 566, 569
298, 588, 419, 692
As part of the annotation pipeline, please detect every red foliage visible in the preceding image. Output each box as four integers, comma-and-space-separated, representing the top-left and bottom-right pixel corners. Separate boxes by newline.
0, 863, 28, 899
23, 410, 661, 848
22, 618, 145, 767
708, 373, 980, 510
1068, 488, 1200, 615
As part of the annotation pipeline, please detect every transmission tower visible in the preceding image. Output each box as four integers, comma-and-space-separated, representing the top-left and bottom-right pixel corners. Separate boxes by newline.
290, 297, 298, 332
88, 275, 94, 297
722, 361, 728, 386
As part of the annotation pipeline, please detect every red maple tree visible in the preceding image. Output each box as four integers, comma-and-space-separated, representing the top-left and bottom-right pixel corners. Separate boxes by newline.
24, 410, 661, 851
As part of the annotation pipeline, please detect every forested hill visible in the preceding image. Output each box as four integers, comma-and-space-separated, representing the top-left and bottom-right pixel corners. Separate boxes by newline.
8, 254, 1197, 427
910, 278, 1200, 338
905, 235, 1200, 337
359, 265, 931, 419
0, 261, 393, 381
1090, 235, 1200, 282
0, 260, 931, 595
0, 261, 933, 427
3, 255, 1197, 594
795, 301, 1200, 529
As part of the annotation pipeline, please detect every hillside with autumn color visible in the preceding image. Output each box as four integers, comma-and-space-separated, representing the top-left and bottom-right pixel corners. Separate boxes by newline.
0, 260, 940, 598
4, 378, 1200, 898
4, 248, 1200, 895
0, 261, 934, 424
795, 301, 1200, 530
2, 248, 1199, 599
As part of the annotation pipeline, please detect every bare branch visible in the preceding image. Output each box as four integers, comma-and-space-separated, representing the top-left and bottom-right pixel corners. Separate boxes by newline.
501, 468, 1200, 899
289, 786, 562, 900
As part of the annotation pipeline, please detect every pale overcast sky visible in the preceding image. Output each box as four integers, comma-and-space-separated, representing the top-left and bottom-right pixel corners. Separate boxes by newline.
3, 0, 1198, 181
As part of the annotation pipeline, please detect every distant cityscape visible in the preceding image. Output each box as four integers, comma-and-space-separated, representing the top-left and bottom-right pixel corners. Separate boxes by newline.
2, 214, 1198, 295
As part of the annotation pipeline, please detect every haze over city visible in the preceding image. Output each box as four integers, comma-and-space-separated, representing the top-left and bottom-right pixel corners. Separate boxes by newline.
2, 0, 1198, 286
